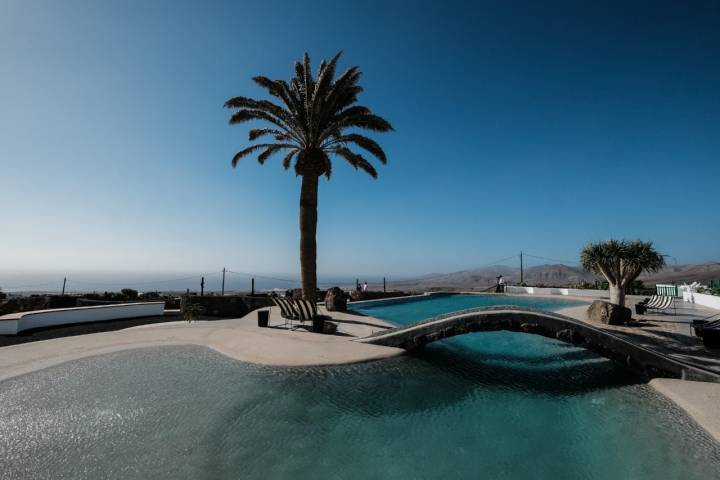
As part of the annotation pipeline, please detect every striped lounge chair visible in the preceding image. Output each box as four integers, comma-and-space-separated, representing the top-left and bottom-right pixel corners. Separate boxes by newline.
643, 295, 659, 308
293, 299, 317, 327
646, 295, 673, 312
272, 296, 298, 327
636, 295, 657, 314
274, 297, 317, 330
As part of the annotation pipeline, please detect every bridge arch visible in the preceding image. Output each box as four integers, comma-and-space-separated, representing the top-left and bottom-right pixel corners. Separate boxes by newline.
357, 306, 719, 382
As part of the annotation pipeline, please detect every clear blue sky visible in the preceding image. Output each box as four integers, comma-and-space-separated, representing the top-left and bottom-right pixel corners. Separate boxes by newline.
1, 0, 719, 277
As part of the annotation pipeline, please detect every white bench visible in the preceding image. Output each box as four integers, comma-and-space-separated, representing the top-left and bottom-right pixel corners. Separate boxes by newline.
0, 302, 166, 335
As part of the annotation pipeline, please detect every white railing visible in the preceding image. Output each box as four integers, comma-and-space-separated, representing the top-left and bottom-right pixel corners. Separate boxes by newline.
0, 302, 165, 335
656, 284, 680, 297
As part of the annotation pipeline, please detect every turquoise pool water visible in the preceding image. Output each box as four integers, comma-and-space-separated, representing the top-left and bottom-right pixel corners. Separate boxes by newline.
1, 295, 719, 479
349, 293, 586, 325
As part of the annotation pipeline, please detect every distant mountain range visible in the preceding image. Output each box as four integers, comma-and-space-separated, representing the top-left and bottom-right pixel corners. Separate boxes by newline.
389, 262, 720, 291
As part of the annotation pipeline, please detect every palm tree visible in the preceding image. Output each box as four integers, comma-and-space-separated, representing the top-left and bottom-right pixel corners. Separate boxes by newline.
225, 52, 393, 301
580, 239, 666, 307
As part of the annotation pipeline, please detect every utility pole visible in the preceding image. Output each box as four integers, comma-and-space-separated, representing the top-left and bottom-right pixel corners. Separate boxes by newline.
356, 278, 359, 290
383, 277, 386, 293
61, 277, 67, 296
251, 278, 255, 296
520, 252, 524, 285
200, 277, 205, 297
221, 268, 226, 296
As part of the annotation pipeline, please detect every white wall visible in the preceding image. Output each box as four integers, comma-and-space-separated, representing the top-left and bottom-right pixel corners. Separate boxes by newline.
0, 302, 165, 335
504, 286, 610, 299
683, 292, 720, 311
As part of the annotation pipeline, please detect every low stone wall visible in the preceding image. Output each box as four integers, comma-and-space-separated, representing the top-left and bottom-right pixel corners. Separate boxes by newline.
0, 295, 78, 316
349, 292, 446, 309
349, 290, 412, 302
185, 295, 274, 318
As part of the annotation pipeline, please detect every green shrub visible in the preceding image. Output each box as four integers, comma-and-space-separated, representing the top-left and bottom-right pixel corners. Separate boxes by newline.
181, 298, 205, 323
121, 288, 139, 299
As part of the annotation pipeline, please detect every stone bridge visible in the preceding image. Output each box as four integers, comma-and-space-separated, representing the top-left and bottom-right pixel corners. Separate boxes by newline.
356, 306, 720, 382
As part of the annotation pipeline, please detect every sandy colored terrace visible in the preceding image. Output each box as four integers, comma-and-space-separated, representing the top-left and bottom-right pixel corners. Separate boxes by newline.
0, 306, 403, 382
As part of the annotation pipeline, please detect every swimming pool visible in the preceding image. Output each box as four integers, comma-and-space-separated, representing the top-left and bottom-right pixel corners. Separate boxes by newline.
349, 293, 586, 325
1, 295, 719, 479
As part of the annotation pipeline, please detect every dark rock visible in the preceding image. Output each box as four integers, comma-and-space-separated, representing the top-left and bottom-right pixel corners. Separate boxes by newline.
324, 287, 347, 312
587, 300, 632, 325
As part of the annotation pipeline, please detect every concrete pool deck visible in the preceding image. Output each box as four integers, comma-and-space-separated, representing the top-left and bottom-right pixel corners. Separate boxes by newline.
0, 306, 403, 382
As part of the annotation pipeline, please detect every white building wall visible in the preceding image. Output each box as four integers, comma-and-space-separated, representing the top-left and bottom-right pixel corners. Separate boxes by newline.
504, 286, 609, 299
682, 292, 720, 311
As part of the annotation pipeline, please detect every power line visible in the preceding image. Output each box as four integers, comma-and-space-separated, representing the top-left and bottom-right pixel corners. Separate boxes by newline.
66, 271, 223, 288
226, 270, 299, 284
523, 253, 579, 265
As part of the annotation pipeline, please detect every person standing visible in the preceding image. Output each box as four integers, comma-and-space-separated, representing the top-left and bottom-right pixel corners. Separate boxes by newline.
362, 281, 368, 292
496, 275, 505, 293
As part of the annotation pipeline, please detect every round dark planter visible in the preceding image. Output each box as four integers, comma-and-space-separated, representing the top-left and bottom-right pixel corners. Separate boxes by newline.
257, 310, 269, 328
312, 317, 324, 333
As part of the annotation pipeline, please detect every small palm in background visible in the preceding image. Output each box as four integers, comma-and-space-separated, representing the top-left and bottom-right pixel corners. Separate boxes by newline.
581, 239, 665, 307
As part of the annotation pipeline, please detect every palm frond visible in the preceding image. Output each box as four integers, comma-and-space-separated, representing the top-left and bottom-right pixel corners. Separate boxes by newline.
331, 147, 378, 178
257, 145, 286, 165
231, 144, 270, 167
228, 109, 303, 144
232, 143, 294, 167
325, 134, 387, 164
282, 150, 297, 170
335, 111, 394, 132
248, 128, 283, 141
302, 52, 313, 110
227, 52, 391, 177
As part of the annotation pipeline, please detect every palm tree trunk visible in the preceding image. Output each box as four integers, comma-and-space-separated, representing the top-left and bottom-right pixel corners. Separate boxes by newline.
299, 174, 319, 301
609, 284, 625, 307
